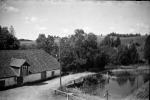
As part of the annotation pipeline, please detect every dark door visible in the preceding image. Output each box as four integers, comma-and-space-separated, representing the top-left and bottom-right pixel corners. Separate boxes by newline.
41, 71, 46, 80
51, 71, 55, 77
0, 80, 5, 89
17, 77, 23, 85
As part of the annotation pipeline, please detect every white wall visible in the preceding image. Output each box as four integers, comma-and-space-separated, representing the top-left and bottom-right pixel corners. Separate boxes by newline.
54, 69, 60, 76
5, 77, 17, 86
1, 69, 60, 87
46, 69, 60, 78
46, 70, 52, 78
23, 73, 41, 83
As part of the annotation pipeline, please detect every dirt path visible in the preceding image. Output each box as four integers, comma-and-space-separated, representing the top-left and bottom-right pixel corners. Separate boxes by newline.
0, 72, 94, 100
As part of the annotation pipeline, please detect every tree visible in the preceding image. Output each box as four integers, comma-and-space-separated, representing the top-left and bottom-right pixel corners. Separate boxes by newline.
114, 36, 121, 47
128, 42, 139, 64
144, 35, 150, 64
86, 33, 97, 49
0, 25, 20, 50
36, 34, 47, 48
117, 45, 130, 65
117, 43, 139, 65
94, 51, 109, 71
36, 34, 58, 56
100, 36, 113, 47
9, 25, 15, 36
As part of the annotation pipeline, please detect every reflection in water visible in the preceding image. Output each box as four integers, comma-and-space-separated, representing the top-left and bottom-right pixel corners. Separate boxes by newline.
68, 70, 149, 99
116, 77, 128, 86
129, 76, 135, 86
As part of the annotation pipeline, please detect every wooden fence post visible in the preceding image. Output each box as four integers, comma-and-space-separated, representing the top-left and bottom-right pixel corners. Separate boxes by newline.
67, 94, 69, 100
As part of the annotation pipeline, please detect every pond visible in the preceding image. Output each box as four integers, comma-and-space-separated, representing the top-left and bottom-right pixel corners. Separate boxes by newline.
67, 70, 149, 100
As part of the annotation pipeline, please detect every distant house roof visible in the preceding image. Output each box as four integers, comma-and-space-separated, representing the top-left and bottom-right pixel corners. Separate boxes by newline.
0, 50, 60, 78
10, 58, 26, 68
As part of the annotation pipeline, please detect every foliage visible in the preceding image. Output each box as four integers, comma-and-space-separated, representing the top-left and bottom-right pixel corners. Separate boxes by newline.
99, 35, 139, 65
84, 76, 98, 85
128, 42, 139, 64
94, 51, 109, 71
108, 32, 141, 37
0, 25, 20, 50
36, 34, 59, 57
144, 35, 150, 64
35, 29, 141, 73
117, 43, 139, 65
58, 29, 108, 73
100, 36, 121, 47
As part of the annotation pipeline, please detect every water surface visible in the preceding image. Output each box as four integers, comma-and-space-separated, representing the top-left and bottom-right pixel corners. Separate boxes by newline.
68, 70, 149, 100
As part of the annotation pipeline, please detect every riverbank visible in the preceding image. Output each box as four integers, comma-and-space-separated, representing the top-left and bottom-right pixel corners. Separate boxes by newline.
127, 81, 149, 100
58, 66, 149, 100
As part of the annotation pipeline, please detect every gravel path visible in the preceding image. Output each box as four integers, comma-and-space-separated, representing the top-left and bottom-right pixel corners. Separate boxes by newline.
0, 72, 94, 100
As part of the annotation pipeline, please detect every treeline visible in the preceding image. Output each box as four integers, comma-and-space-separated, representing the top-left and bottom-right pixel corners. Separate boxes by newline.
35, 29, 149, 73
0, 25, 20, 50
0, 25, 150, 73
108, 32, 141, 37
100, 36, 139, 65
36, 29, 107, 72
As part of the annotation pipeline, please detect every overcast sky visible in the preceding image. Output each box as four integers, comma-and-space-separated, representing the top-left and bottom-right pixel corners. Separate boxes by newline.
0, 0, 150, 40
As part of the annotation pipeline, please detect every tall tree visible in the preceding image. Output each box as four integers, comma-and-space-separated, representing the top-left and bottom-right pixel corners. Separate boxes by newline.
0, 25, 20, 50
9, 25, 15, 36
117, 45, 130, 65
128, 42, 139, 64
144, 35, 150, 64
114, 36, 121, 47
36, 34, 58, 57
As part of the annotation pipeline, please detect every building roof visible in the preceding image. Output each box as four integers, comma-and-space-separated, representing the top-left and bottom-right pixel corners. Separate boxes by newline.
10, 58, 26, 68
0, 50, 60, 78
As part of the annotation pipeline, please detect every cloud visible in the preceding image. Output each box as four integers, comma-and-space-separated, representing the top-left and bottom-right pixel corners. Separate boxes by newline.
24, 16, 48, 24
35, 24, 47, 31
4, 6, 19, 12
135, 23, 150, 33
61, 28, 70, 33
38, 26, 47, 31
109, 26, 116, 31
129, 23, 150, 34
129, 28, 135, 33
136, 23, 149, 29
25, 16, 38, 23
0, 2, 19, 13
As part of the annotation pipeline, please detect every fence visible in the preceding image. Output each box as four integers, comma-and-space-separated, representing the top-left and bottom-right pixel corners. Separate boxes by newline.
50, 88, 86, 100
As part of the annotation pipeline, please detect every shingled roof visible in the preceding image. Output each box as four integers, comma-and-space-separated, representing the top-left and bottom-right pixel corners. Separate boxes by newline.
0, 50, 60, 78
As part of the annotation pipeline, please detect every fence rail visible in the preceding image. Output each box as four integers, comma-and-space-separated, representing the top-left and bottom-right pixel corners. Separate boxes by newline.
50, 88, 86, 100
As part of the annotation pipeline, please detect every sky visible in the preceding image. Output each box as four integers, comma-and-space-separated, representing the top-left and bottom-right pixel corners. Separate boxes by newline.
0, 0, 150, 40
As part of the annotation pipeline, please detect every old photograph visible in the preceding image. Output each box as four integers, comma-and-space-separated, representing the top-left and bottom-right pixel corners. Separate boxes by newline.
0, 0, 150, 100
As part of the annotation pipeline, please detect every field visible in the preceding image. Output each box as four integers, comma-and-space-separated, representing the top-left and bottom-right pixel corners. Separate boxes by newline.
19, 40, 37, 46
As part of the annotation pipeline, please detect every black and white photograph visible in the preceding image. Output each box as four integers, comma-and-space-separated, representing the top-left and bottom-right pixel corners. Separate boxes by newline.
0, 0, 150, 100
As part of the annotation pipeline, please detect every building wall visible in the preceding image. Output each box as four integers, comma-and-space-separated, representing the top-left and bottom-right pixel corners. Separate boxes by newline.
46, 70, 52, 78
46, 69, 60, 78
54, 69, 60, 76
23, 73, 41, 83
4, 77, 17, 86
1, 69, 60, 87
